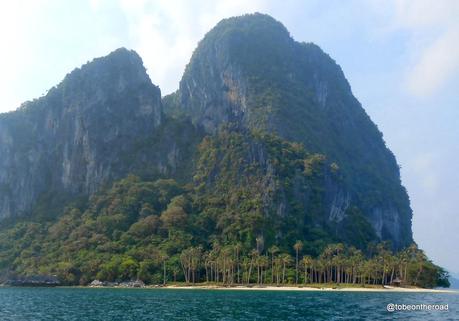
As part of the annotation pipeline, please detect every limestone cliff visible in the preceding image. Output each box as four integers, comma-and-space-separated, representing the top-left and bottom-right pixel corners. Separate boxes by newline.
174, 13, 412, 249
0, 48, 197, 220
0, 14, 413, 251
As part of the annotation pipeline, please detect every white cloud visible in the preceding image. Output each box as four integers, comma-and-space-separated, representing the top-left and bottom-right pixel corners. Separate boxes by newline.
107, 0, 459, 97
117, 0, 268, 95
406, 29, 459, 97
391, 0, 459, 97
2, 0, 458, 106
392, 0, 458, 28
0, 0, 270, 112
365, 0, 459, 98
0, 0, 49, 111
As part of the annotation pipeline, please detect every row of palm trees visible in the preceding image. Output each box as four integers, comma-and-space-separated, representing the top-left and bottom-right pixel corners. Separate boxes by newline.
175, 240, 429, 286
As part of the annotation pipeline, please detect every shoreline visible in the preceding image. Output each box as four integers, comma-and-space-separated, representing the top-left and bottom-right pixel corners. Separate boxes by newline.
159, 284, 456, 293
1, 284, 455, 293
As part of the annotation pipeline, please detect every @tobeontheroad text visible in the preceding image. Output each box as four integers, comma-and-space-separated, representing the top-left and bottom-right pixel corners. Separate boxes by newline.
387, 303, 449, 312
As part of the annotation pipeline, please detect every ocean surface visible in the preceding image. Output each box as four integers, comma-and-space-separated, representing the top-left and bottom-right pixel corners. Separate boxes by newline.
0, 287, 457, 321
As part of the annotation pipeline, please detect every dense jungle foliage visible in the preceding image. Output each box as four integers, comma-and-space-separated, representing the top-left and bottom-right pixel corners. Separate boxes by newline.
0, 129, 448, 288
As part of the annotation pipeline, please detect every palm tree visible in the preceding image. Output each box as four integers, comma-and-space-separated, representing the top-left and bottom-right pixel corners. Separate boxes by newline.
161, 253, 168, 285
321, 244, 335, 283
414, 247, 427, 286
211, 242, 221, 283
335, 243, 344, 283
203, 252, 211, 283
348, 247, 363, 284
333, 255, 343, 283
268, 245, 279, 284
234, 242, 242, 284
315, 258, 325, 283
171, 265, 180, 283
274, 257, 282, 285
258, 255, 269, 284
256, 256, 261, 284
241, 257, 250, 285
376, 242, 392, 285
221, 246, 232, 284
281, 254, 293, 284
343, 257, 352, 283
397, 250, 409, 283
247, 249, 258, 284
361, 260, 372, 285
293, 241, 303, 284
302, 255, 312, 283
310, 258, 316, 283
190, 246, 202, 284
180, 248, 193, 283
387, 254, 396, 285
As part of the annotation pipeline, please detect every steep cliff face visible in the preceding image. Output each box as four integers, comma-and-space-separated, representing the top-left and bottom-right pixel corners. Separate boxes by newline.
0, 14, 413, 250
191, 127, 370, 250
0, 48, 194, 220
176, 13, 412, 249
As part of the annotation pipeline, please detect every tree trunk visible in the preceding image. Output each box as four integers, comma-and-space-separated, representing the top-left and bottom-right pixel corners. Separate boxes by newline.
295, 250, 299, 284
248, 258, 253, 285
282, 262, 286, 284
237, 256, 240, 284
181, 265, 188, 283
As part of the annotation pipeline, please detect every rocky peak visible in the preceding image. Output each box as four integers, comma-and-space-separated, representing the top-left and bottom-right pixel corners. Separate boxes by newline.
0, 16, 413, 250
57, 48, 156, 102
174, 13, 413, 249
179, 13, 291, 132
0, 48, 163, 220
178, 14, 355, 136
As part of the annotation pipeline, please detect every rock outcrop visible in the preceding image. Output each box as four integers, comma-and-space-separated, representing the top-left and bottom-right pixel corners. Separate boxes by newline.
0, 48, 195, 220
0, 14, 413, 250
2, 275, 60, 287
174, 13, 412, 249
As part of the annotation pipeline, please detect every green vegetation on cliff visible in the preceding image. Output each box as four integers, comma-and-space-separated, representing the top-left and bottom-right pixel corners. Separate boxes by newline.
0, 13, 448, 288
179, 13, 412, 249
0, 129, 448, 288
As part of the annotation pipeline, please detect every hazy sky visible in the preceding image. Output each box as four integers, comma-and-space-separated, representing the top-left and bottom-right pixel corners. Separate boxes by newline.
0, 0, 458, 274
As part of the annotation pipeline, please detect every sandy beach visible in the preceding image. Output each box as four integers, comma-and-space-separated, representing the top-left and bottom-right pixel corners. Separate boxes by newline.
161, 284, 456, 293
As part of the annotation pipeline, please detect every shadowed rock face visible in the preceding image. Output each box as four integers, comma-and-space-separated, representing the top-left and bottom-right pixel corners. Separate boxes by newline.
0, 14, 412, 250
0, 48, 163, 219
177, 13, 412, 249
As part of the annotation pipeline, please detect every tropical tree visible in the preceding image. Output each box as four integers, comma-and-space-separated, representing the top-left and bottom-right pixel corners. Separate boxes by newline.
293, 241, 303, 284
159, 253, 168, 285
268, 245, 279, 284
280, 254, 293, 284
302, 255, 312, 283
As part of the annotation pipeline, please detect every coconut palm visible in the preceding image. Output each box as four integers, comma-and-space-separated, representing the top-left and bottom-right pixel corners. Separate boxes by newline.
302, 255, 312, 283
247, 249, 258, 284
258, 255, 269, 284
293, 241, 303, 284
268, 245, 280, 284
160, 253, 168, 285
234, 242, 242, 284
397, 250, 409, 283
281, 254, 293, 284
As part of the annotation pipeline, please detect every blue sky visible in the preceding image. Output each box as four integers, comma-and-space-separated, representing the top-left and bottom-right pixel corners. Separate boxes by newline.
0, 0, 458, 274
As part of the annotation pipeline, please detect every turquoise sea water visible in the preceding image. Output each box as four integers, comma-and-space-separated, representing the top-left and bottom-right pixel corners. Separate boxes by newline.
0, 287, 457, 320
